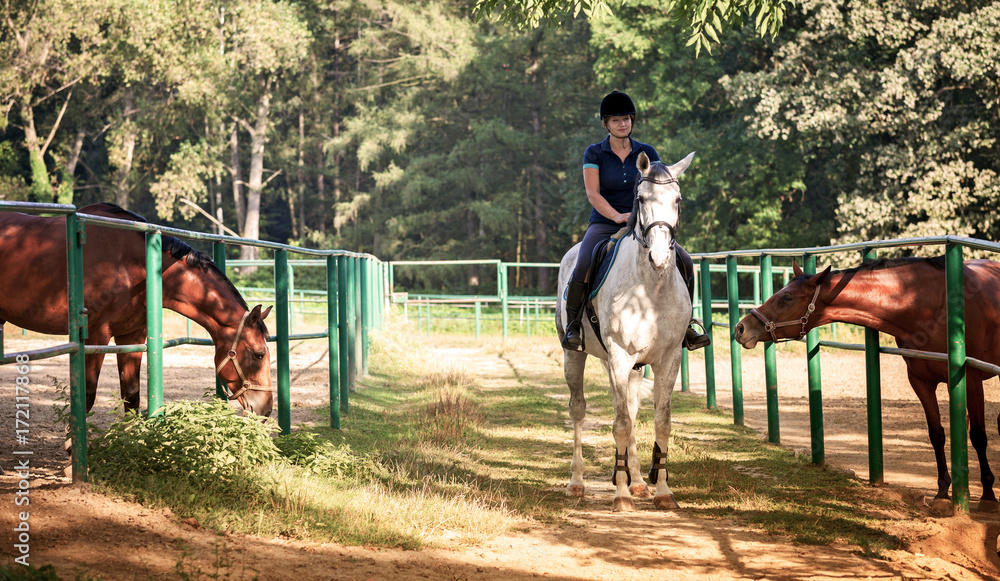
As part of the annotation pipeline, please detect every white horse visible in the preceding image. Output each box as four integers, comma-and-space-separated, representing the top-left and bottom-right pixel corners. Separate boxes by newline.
556, 151, 694, 512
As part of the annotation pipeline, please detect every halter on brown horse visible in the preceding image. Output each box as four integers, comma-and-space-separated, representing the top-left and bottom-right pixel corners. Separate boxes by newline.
734, 256, 1000, 513
0, 203, 273, 416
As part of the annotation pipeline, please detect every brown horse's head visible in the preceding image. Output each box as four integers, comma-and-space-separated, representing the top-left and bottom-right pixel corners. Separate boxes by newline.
735, 261, 832, 349
215, 304, 273, 417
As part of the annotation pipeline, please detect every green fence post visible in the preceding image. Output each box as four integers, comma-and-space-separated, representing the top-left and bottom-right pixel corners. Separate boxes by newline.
680, 349, 689, 392
360, 257, 369, 376
66, 212, 89, 482
946, 243, 969, 514
425, 298, 431, 336
761, 254, 779, 444
726, 255, 744, 425
475, 300, 482, 338
213, 242, 227, 400
348, 257, 359, 386
700, 259, 716, 410
862, 247, 884, 484
145, 231, 164, 418
327, 255, 341, 429
288, 264, 296, 336
500, 264, 509, 340
804, 253, 824, 466
274, 249, 291, 435
337, 256, 350, 413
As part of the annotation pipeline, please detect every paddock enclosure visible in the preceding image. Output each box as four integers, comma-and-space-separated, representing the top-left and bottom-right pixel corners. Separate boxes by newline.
4, 201, 1000, 578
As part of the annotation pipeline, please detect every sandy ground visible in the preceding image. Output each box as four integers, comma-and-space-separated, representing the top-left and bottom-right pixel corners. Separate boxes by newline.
3, 324, 1000, 580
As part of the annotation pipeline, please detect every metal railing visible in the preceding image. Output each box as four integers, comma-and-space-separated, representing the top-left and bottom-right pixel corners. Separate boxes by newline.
0, 201, 389, 483
692, 235, 1000, 515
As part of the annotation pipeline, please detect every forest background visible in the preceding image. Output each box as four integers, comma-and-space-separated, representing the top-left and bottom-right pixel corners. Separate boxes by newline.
2, 0, 998, 294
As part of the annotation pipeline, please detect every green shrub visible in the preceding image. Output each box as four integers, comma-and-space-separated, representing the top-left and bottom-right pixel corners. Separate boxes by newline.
89, 398, 281, 485
274, 431, 383, 480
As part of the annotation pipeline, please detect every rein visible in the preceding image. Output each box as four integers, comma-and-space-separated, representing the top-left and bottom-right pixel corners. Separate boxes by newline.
749, 284, 823, 343
631, 173, 678, 251
215, 310, 271, 408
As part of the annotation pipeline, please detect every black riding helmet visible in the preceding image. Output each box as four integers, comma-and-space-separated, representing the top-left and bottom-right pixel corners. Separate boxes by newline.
600, 91, 635, 118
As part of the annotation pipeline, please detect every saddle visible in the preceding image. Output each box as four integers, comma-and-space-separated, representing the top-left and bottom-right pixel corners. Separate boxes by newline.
565, 227, 629, 356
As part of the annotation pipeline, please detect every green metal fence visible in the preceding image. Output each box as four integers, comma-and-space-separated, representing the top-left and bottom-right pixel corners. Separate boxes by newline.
0, 201, 389, 483
693, 236, 1000, 515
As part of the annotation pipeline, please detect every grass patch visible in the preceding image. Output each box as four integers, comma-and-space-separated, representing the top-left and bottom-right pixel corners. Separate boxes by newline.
85, 313, 916, 556
632, 392, 914, 555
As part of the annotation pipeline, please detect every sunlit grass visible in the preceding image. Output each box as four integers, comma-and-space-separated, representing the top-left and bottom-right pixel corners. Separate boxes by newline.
83, 311, 918, 557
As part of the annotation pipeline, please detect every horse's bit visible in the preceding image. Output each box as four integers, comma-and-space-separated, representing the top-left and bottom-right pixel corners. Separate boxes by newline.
632, 172, 679, 251
749, 283, 823, 343
216, 310, 272, 407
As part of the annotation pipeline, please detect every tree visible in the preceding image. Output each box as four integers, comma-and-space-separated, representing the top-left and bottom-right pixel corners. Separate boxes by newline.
0, 0, 113, 203
583, 0, 819, 252
727, 0, 1000, 255
472, 0, 794, 54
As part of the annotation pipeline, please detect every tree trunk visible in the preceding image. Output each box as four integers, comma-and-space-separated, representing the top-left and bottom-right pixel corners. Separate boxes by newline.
230, 122, 246, 234
66, 130, 85, 177
238, 76, 272, 264
529, 40, 550, 292
295, 107, 305, 242
20, 102, 51, 202
114, 86, 137, 209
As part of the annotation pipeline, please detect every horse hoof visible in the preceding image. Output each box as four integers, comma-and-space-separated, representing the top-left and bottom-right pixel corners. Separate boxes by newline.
654, 494, 680, 510
566, 484, 585, 497
929, 497, 955, 517
630, 483, 652, 499
612, 497, 636, 512
976, 499, 1000, 513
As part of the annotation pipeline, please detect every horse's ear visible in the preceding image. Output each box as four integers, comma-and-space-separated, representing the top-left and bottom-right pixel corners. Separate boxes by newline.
636, 151, 650, 174
668, 151, 696, 177
809, 266, 832, 286
247, 304, 272, 325
792, 260, 804, 277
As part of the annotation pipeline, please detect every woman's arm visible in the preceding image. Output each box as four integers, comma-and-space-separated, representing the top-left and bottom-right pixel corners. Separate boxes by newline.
583, 167, 630, 224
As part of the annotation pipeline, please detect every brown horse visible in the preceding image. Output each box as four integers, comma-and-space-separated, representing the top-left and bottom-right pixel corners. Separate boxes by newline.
0, 203, 273, 416
734, 256, 1000, 513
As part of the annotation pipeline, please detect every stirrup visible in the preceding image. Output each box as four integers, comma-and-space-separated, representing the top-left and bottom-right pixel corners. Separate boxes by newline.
684, 319, 711, 351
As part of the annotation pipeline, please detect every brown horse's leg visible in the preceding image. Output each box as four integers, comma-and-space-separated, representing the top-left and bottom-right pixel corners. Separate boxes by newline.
909, 373, 953, 513
114, 329, 146, 412
967, 375, 997, 510
83, 350, 107, 413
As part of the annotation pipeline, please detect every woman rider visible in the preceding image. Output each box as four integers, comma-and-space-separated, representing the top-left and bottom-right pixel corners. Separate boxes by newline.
561, 90, 711, 352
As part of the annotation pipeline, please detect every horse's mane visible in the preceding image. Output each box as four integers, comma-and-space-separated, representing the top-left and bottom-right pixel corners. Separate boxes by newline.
83, 203, 267, 335
624, 161, 674, 235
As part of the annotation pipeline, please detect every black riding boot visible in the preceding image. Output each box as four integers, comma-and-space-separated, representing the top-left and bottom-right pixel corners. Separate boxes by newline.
683, 274, 711, 351
561, 279, 588, 352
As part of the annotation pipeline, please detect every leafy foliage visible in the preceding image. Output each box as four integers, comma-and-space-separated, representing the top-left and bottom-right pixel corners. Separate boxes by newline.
89, 398, 281, 484
728, 0, 1000, 255
274, 431, 384, 479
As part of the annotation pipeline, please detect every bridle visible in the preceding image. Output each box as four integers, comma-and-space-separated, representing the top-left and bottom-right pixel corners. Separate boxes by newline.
748, 283, 823, 343
215, 310, 272, 409
632, 172, 679, 251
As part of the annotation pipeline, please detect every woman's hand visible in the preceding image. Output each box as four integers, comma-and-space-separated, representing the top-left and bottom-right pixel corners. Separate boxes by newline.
616, 212, 631, 224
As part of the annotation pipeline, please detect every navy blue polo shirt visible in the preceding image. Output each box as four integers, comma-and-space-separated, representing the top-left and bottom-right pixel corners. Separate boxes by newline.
583, 136, 660, 225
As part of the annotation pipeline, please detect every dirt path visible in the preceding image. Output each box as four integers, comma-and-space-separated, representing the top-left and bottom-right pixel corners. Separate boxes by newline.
3, 332, 1000, 580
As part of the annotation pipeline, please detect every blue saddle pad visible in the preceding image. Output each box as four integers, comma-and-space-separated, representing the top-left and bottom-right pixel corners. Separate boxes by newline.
562, 237, 625, 303
587, 238, 623, 300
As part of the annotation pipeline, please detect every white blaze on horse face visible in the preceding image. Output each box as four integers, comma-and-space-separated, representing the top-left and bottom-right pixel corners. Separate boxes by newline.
639, 183, 681, 271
